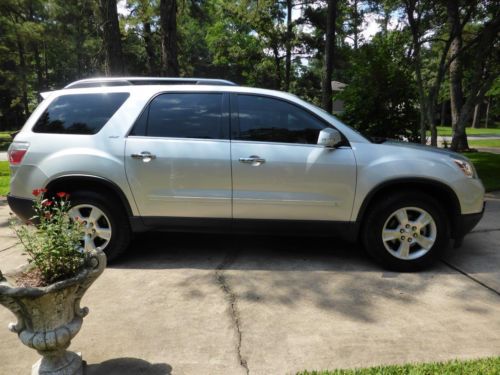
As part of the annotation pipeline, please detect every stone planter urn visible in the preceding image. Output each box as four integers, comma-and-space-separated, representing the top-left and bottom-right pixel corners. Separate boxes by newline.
0, 248, 106, 375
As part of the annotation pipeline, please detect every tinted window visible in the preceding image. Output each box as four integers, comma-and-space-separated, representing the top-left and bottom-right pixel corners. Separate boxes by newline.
236, 95, 326, 144
33, 93, 129, 134
146, 93, 224, 139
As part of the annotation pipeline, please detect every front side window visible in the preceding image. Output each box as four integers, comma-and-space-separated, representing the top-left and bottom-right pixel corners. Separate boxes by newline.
236, 94, 327, 144
145, 93, 224, 139
33, 93, 129, 134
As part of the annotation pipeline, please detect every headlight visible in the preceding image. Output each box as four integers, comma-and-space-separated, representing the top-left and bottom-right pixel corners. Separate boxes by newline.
453, 159, 475, 178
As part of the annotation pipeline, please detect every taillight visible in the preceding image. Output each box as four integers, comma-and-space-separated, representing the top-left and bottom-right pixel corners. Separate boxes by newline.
8, 142, 30, 165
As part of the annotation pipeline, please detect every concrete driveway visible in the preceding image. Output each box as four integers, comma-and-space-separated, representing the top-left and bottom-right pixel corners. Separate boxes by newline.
0, 194, 499, 375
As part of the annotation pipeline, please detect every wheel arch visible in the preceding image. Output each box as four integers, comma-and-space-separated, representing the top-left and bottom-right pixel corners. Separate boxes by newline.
44, 175, 134, 217
355, 178, 462, 239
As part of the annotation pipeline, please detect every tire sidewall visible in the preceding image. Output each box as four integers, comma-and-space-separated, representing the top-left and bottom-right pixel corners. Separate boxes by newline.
363, 193, 449, 271
68, 191, 130, 262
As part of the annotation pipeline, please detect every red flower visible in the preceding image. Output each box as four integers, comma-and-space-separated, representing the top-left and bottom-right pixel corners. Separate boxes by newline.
41, 200, 53, 207
32, 188, 47, 197
56, 192, 67, 198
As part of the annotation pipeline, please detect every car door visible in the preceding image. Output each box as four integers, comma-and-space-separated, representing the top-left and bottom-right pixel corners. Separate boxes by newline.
230, 93, 356, 222
125, 92, 232, 220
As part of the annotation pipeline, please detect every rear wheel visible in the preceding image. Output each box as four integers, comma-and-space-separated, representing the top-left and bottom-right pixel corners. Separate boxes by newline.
67, 191, 130, 262
362, 192, 449, 271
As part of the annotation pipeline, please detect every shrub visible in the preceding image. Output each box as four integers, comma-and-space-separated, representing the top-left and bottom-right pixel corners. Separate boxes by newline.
11, 189, 85, 285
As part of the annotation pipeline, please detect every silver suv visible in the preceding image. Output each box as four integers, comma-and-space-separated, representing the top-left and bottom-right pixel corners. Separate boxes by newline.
7, 77, 485, 271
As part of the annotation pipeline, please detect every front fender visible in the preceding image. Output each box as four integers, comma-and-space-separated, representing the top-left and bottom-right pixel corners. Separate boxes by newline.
350, 143, 484, 221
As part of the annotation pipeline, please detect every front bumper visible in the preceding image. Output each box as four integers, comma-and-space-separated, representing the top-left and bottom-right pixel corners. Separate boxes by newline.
7, 194, 35, 222
453, 201, 485, 239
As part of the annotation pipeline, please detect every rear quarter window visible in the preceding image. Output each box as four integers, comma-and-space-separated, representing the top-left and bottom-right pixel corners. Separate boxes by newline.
32, 93, 129, 134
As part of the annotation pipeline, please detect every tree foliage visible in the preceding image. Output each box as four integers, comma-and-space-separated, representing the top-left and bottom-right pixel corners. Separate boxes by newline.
340, 32, 420, 141
0, 0, 497, 147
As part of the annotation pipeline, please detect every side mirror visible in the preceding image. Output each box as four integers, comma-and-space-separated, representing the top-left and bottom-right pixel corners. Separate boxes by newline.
317, 128, 342, 148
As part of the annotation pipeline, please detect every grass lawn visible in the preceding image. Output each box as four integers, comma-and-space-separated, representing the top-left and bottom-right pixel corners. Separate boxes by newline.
298, 356, 500, 375
429, 126, 500, 137
0, 161, 9, 196
468, 139, 500, 148
466, 152, 500, 192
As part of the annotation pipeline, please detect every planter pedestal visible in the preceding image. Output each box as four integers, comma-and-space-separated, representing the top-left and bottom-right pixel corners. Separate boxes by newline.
0, 249, 106, 375
32, 350, 82, 375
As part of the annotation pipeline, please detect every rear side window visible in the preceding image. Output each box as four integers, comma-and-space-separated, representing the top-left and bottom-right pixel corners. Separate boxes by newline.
144, 93, 225, 139
33, 93, 129, 134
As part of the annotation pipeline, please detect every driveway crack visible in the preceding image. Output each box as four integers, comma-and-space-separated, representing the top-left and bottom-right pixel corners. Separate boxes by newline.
471, 228, 500, 233
215, 252, 249, 375
0, 242, 19, 253
441, 260, 500, 296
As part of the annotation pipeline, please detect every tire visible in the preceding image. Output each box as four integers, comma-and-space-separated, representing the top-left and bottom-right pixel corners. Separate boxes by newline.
67, 190, 130, 262
361, 192, 449, 272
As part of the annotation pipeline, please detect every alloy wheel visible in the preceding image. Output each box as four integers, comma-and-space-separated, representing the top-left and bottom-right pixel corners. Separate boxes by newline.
69, 204, 112, 251
381, 206, 437, 260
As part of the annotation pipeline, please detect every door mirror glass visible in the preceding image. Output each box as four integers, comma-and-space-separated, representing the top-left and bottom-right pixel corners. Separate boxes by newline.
317, 128, 342, 148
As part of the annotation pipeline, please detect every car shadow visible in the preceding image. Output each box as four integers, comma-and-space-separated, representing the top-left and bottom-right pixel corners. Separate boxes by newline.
101, 231, 498, 323
84, 357, 171, 375
112, 231, 375, 272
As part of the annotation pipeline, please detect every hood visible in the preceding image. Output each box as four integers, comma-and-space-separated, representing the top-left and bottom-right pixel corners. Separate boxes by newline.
383, 140, 468, 160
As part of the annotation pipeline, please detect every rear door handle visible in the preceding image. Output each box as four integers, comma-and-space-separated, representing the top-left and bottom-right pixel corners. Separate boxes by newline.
239, 155, 266, 166
131, 151, 156, 162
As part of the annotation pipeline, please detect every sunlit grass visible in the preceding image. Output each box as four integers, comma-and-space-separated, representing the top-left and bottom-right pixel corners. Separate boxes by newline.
465, 152, 500, 192
429, 126, 500, 137
468, 139, 500, 148
0, 161, 9, 196
298, 357, 500, 375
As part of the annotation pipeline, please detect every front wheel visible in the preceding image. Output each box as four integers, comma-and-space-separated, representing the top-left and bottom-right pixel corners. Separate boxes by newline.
68, 191, 130, 262
362, 192, 449, 271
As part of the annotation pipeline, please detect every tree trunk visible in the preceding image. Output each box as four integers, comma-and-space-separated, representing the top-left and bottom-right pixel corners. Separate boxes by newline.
160, 0, 179, 77
16, 36, 29, 119
75, 15, 85, 78
426, 89, 439, 146
440, 100, 446, 126
43, 40, 49, 82
31, 42, 44, 94
99, 0, 124, 76
426, 36, 454, 147
452, 80, 493, 151
471, 103, 481, 128
447, 0, 466, 149
143, 21, 157, 75
28, 4, 45, 93
353, 0, 359, 49
405, 0, 426, 144
284, 0, 292, 92
424, 100, 438, 146
272, 45, 282, 90
484, 97, 490, 128
449, 7, 500, 151
321, 0, 337, 113
405, 0, 453, 146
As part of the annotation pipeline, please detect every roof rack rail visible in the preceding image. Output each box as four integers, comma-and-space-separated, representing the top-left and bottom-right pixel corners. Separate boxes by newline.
64, 77, 237, 89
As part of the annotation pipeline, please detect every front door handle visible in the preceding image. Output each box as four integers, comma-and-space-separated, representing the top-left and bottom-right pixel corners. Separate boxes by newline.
239, 155, 266, 166
131, 151, 156, 163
